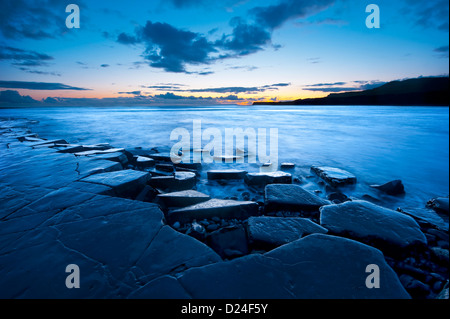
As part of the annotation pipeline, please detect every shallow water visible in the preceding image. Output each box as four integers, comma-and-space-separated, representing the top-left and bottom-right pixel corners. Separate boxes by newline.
0, 105, 448, 213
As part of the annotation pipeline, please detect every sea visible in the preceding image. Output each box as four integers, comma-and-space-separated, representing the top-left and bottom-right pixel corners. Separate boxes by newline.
0, 104, 448, 219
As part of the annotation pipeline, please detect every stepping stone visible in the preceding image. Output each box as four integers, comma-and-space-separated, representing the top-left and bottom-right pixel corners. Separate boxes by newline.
74, 148, 125, 156
244, 171, 292, 186
247, 217, 328, 249
92, 151, 128, 165
207, 169, 247, 180
320, 200, 427, 249
57, 144, 112, 154
281, 163, 295, 169
150, 172, 196, 192
157, 190, 211, 208
168, 199, 259, 224
265, 184, 330, 213
135, 156, 155, 168
81, 169, 151, 198
31, 139, 68, 147
177, 234, 410, 299
148, 153, 181, 163
311, 166, 357, 187
156, 164, 174, 172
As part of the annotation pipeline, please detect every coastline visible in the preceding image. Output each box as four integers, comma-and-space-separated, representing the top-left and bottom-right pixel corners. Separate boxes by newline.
0, 117, 448, 299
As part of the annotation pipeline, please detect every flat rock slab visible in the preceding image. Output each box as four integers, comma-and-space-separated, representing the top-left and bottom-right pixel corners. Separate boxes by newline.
0, 192, 221, 298
149, 172, 196, 192
74, 148, 125, 157
247, 217, 328, 248
207, 169, 247, 180
157, 190, 211, 208
136, 156, 156, 168
168, 199, 259, 224
320, 200, 427, 249
280, 163, 295, 169
92, 151, 128, 165
265, 184, 330, 213
81, 169, 151, 198
311, 166, 357, 187
178, 234, 410, 299
30, 139, 69, 147
245, 171, 292, 186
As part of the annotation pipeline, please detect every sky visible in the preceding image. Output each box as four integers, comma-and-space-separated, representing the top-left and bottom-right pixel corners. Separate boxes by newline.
0, 0, 448, 106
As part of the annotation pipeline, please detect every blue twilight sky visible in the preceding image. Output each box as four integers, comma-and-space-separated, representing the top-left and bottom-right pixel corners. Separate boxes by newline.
0, 0, 448, 105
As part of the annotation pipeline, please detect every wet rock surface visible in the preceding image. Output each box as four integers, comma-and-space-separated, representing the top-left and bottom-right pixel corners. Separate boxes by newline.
0, 119, 448, 299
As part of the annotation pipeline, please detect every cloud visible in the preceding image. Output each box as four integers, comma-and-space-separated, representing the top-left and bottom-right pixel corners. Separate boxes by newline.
100, 64, 110, 68
0, 45, 53, 67
303, 81, 386, 92
169, 83, 291, 94
0, 81, 91, 91
403, 0, 449, 31
118, 91, 142, 95
0, 90, 39, 104
0, 0, 83, 39
117, 1, 335, 73
215, 18, 272, 56
118, 21, 217, 73
250, 0, 335, 30
434, 45, 449, 58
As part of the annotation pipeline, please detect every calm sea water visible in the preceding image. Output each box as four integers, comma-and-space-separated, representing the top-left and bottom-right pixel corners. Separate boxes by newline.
1, 105, 448, 213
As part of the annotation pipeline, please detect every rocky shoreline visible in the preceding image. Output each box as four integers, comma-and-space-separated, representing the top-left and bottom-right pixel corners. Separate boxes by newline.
0, 118, 448, 299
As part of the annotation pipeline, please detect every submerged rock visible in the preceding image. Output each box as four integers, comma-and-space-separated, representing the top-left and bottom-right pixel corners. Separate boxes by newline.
264, 184, 330, 213
168, 199, 258, 224
371, 180, 405, 196
427, 197, 449, 215
320, 200, 427, 250
157, 190, 211, 208
247, 216, 328, 249
207, 169, 247, 180
244, 171, 292, 186
81, 169, 151, 198
311, 166, 357, 187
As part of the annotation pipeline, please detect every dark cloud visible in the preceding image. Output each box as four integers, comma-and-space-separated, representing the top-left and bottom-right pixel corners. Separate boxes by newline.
117, 32, 139, 45
0, 45, 53, 67
176, 83, 291, 94
117, 1, 335, 73
403, 0, 449, 31
0, 81, 91, 91
100, 64, 110, 68
18, 68, 61, 76
118, 21, 216, 73
0, 90, 39, 104
118, 91, 142, 95
250, 0, 335, 30
166, 0, 247, 9
215, 18, 272, 56
303, 81, 386, 93
434, 45, 449, 53
0, 0, 82, 39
